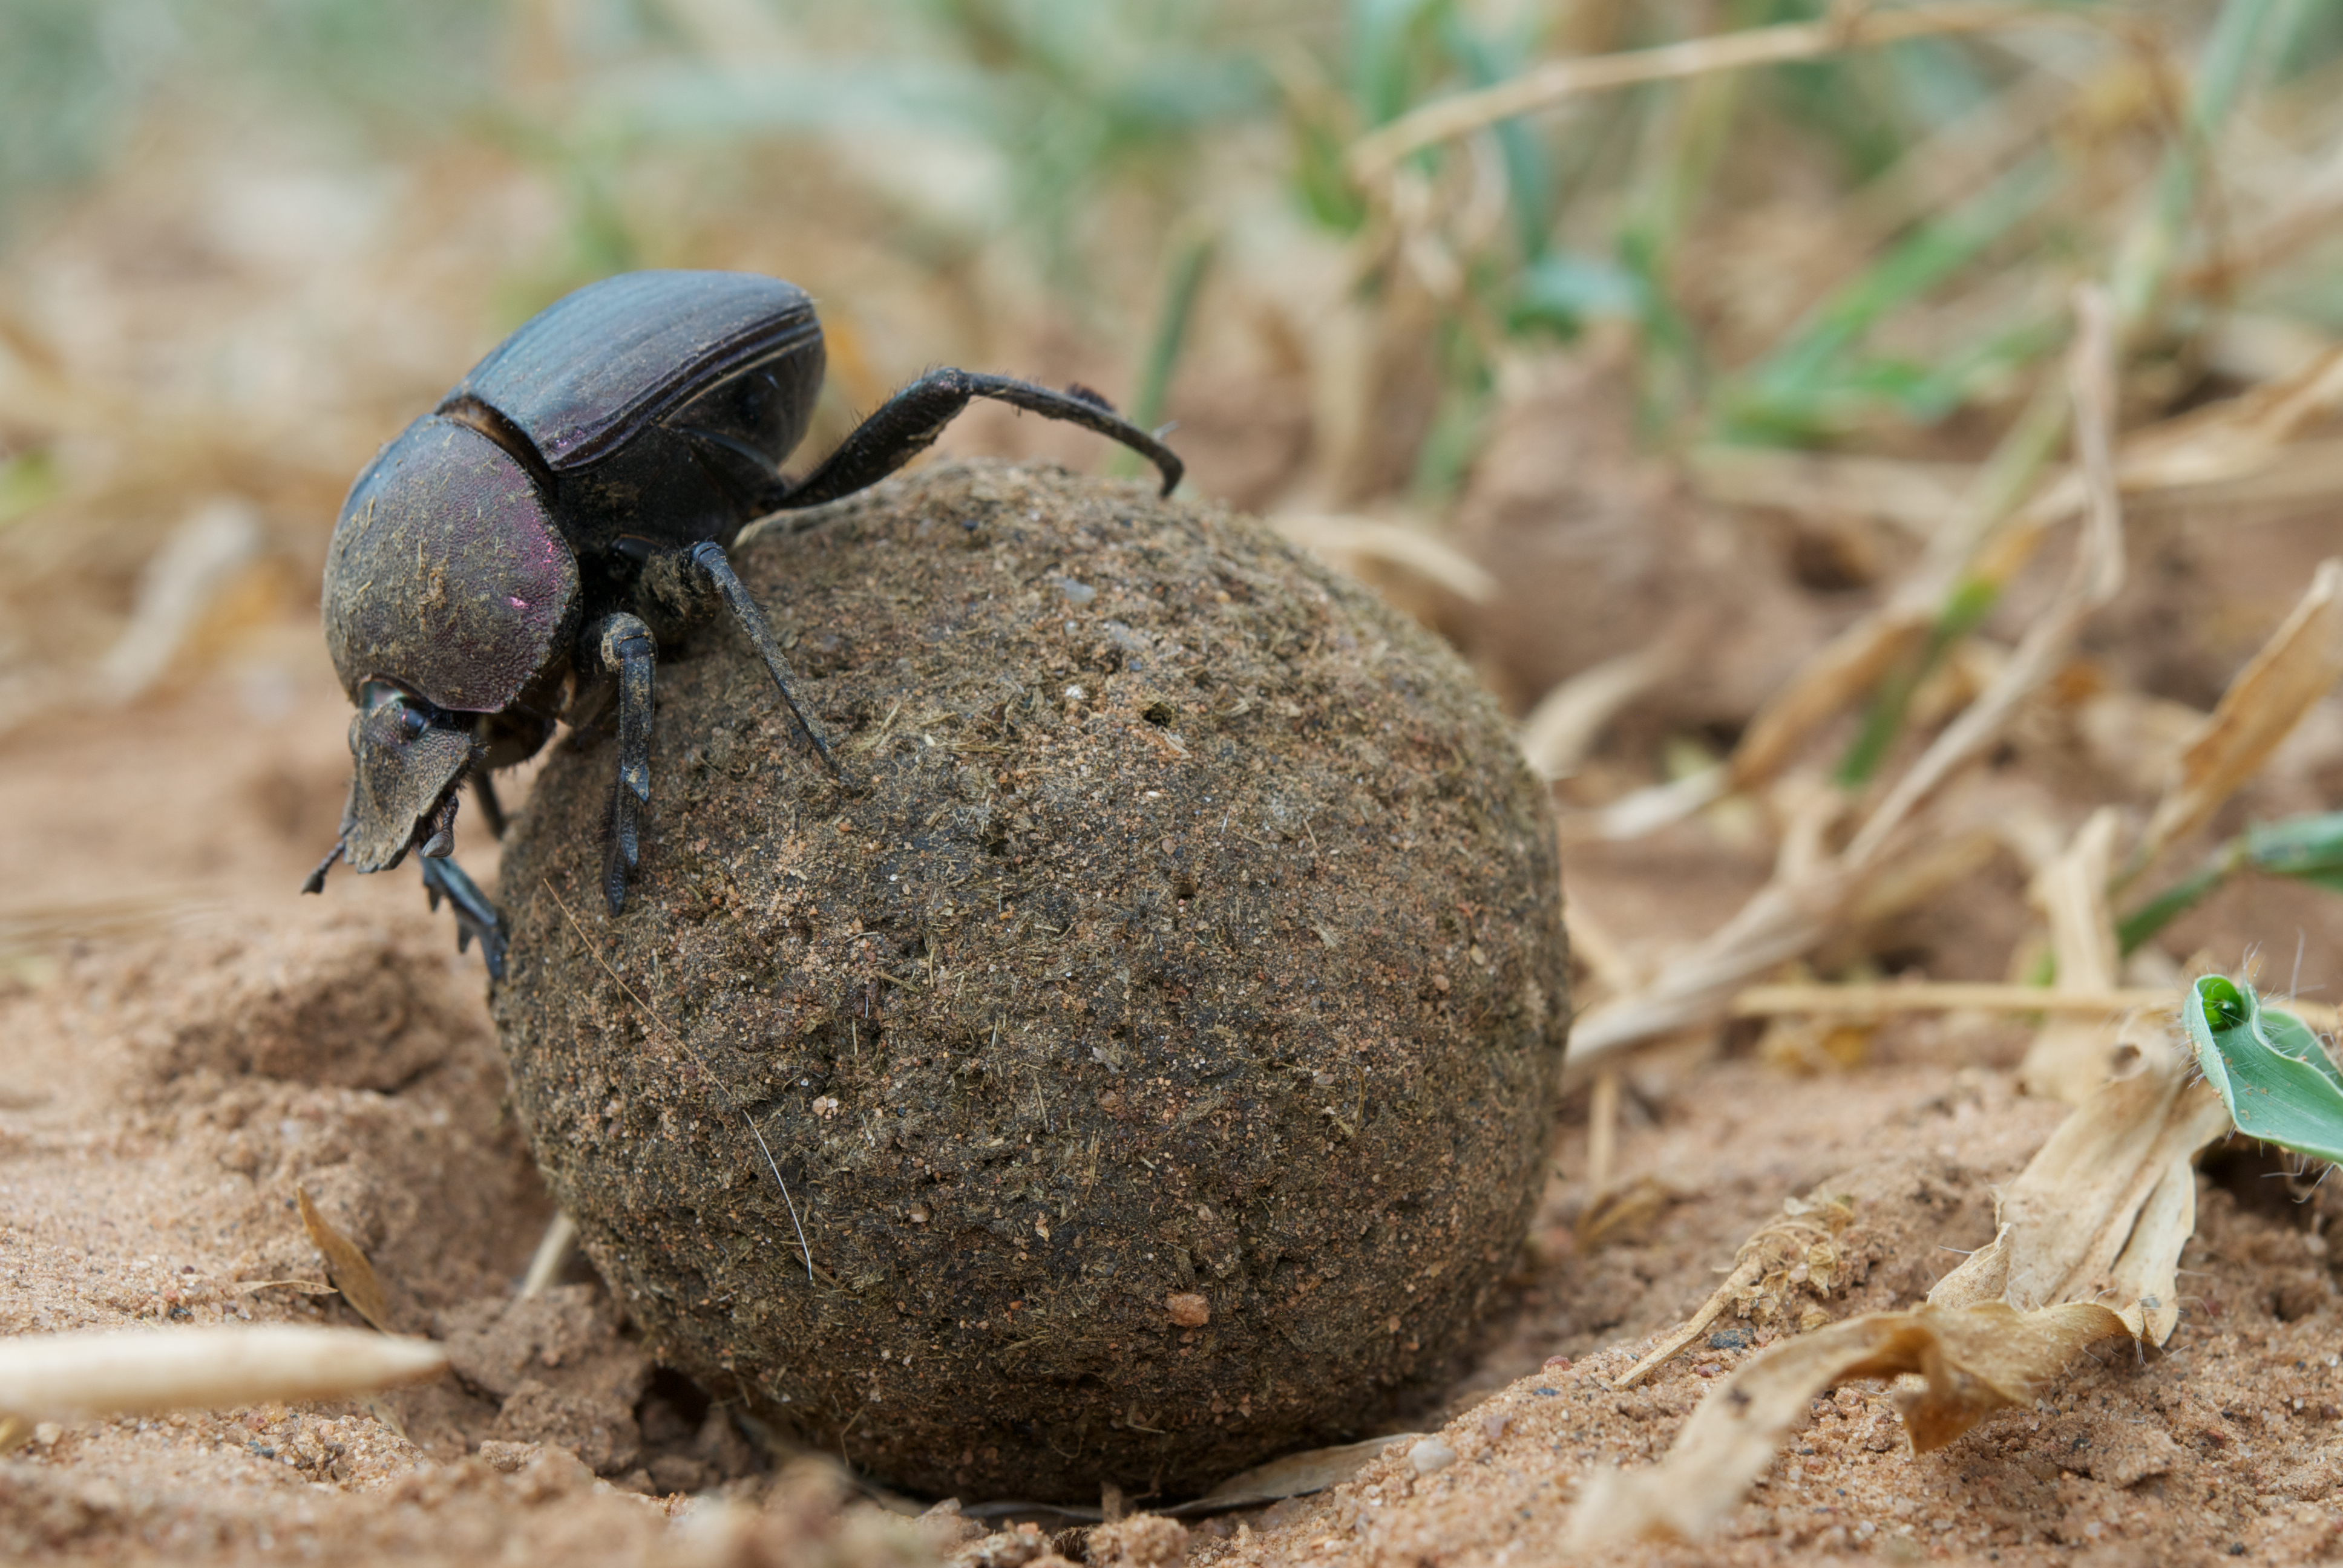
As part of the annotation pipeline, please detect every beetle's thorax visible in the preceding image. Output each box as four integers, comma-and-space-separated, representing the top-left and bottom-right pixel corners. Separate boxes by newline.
324, 417, 584, 718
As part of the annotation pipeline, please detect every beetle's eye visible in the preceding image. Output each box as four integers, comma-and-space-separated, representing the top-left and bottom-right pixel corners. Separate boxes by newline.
395, 702, 430, 739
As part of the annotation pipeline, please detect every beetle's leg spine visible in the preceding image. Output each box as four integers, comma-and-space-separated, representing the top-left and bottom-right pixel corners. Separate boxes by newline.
596, 612, 658, 913
687, 542, 839, 775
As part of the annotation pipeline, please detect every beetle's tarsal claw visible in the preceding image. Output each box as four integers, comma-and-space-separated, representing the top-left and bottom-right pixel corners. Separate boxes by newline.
418, 855, 506, 979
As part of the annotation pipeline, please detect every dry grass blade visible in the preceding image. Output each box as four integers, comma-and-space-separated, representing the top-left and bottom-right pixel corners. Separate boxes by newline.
1714, 330, 2343, 817
1731, 979, 2341, 1030
0, 1326, 444, 1423
1728, 624, 1930, 797
1840, 283, 2123, 866
1735, 980, 2152, 1017
1273, 514, 1496, 602
1348, 2, 2082, 180
2017, 807, 2126, 1103
2130, 557, 2343, 877
1518, 644, 1676, 781
1688, 447, 1973, 537
1570, 290, 2125, 1064
519, 1211, 580, 1299
296, 1186, 394, 1333
1568, 764, 1728, 844
0, 891, 217, 957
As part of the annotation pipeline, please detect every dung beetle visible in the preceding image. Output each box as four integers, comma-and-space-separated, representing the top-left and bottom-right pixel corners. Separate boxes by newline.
303, 269, 1180, 976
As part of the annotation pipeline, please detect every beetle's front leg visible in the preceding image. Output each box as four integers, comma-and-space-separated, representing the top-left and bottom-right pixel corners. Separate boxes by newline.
595, 612, 657, 912
687, 541, 839, 774
419, 855, 508, 979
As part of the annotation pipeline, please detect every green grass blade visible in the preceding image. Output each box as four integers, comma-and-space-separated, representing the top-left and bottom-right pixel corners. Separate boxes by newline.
1725, 151, 2057, 437
2119, 812, 2343, 952
1109, 220, 1216, 480
2244, 811, 2343, 882
2184, 975, 2343, 1165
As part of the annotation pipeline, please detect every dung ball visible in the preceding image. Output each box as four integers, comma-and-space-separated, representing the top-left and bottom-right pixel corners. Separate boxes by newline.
489, 461, 1567, 1502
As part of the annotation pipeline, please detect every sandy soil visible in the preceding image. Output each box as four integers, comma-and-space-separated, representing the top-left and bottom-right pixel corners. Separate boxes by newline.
5, 482, 2343, 1568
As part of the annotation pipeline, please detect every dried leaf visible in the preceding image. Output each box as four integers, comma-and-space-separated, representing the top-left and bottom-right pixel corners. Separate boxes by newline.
2135, 557, 2343, 871
297, 1185, 394, 1333
1570, 1301, 2129, 1546
0, 1326, 444, 1422
1573, 1054, 2227, 1545
1924, 1062, 2227, 1337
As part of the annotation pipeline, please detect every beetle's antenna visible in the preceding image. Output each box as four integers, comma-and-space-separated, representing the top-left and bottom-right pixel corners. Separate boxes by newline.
547, 881, 816, 1282
300, 834, 347, 896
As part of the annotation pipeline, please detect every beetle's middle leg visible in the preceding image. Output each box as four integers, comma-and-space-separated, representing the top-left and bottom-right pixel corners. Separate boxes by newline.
686, 541, 837, 774
594, 612, 657, 913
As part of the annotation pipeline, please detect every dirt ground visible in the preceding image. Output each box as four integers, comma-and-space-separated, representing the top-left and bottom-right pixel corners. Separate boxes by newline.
4, 447, 2343, 1566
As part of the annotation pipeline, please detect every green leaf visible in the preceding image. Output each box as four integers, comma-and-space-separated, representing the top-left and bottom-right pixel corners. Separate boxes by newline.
2183, 974, 2343, 1165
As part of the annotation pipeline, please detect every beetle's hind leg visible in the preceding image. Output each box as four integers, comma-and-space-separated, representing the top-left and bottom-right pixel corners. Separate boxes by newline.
687, 541, 838, 774
419, 855, 508, 980
594, 612, 658, 913
776, 368, 1182, 507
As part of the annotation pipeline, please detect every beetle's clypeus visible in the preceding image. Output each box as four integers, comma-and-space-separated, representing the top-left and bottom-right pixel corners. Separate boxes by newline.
304, 270, 1181, 975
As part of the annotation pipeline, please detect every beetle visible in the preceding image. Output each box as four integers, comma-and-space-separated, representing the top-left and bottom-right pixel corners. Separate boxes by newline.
302, 269, 1181, 976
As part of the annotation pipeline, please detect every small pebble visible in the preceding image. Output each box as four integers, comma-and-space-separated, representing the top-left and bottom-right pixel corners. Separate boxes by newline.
1541, 1355, 1572, 1370
1407, 1439, 1457, 1475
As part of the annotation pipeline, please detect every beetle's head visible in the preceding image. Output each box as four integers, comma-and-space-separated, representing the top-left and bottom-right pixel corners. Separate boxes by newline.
304, 681, 480, 892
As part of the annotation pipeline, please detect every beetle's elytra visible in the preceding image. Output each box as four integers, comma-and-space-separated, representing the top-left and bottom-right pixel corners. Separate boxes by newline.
304, 270, 1181, 974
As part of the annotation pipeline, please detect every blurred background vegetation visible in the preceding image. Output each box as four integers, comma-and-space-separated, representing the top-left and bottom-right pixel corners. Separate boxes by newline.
11, 0, 2343, 988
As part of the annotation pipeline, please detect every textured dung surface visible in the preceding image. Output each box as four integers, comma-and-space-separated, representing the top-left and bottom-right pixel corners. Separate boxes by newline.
488, 460, 1568, 1502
